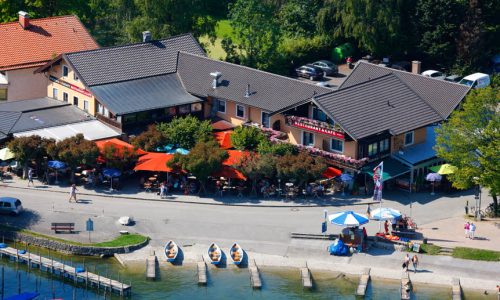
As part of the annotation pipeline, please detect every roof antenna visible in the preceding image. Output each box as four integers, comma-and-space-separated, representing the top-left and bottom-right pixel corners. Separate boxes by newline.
244, 84, 250, 98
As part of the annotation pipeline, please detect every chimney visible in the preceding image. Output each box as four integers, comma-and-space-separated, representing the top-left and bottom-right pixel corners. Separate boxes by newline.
142, 31, 151, 42
18, 11, 30, 29
210, 71, 222, 89
244, 84, 250, 97
412, 61, 421, 74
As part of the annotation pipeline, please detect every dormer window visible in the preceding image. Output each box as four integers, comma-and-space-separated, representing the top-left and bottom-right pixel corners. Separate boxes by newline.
62, 65, 68, 77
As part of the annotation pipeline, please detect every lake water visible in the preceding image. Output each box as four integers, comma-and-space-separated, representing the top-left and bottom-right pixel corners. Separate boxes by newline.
0, 249, 493, 299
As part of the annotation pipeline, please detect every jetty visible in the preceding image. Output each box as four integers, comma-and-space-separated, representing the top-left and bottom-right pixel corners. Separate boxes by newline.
197, 258, 207, 285
401, 272, 412, 300
248, 259, 262, 289
452, 278, 462, 300
0, 246, 131, 296
300, 264, 312, 289
355, 268, 371, 297
146, 251, 157, 280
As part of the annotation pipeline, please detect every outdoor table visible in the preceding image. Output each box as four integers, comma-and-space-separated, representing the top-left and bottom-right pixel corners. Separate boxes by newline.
149, 177, 157, 182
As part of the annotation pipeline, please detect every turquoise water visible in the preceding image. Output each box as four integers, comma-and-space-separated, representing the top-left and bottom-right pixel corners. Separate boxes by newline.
0, 249, 490, 299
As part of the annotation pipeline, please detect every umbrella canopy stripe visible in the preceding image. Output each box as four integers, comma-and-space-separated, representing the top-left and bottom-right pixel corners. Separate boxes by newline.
328, 211, 369, 227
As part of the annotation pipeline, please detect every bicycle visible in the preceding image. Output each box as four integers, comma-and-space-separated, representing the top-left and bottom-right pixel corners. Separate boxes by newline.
469, 206, 486, 218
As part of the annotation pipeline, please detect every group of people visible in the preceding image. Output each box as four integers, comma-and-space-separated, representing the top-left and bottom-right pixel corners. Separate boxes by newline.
403, 253, 419, 273
464, 221, 477, 239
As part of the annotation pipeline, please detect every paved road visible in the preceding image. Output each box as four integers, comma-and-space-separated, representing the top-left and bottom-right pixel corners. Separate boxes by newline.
0, 185, 481, 255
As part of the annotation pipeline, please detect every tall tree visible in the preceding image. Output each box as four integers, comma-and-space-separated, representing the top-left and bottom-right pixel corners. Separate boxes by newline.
435, 81, 499, 216
235, 152, 276, 195
455, 0, 486, 74
230, 126, 265, 151
130, 124, 167, 152
8, 136, 55, 178
157, 116, 212, 150
275, 151, 326, 188
229, 0, 281, 70
54, 134, 99, 183
277, 0, 320, 38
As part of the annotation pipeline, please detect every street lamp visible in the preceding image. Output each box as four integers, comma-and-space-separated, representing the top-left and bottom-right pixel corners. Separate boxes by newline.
473, 176, 481, 221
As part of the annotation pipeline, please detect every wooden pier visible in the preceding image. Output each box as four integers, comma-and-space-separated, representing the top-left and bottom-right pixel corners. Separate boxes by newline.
248, 259, 262, 289
401, 272, 412, 300
146, 252, 157, 280
452, 278, 462, 300
300, 265, 312, 289
197, 258, 207, 285
355, 267, 370, 297
0, 246, 131, 295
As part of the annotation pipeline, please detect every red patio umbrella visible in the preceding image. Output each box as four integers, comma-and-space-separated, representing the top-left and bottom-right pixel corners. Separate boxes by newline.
212, 165, 246, 180
134, 152, 175, 172
223, 150, 251, 166
214, 131, 233, 149
95, 138, 147, 156
322, 167, 342, 179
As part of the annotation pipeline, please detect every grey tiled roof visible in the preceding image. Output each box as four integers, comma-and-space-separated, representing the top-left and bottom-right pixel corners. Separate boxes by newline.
177, 52, 331, 113
66, 34, 206, 86
0, 111, 21, 135
315, 74, 444, 140
0, 97, 67, 112
90, 73, 202, 115
340, 61, 470, 118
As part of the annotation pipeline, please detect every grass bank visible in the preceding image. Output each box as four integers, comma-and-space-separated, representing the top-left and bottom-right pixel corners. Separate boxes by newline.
0, 224, 148, 247
419, 243, 441, 255
452, 247, 500, 261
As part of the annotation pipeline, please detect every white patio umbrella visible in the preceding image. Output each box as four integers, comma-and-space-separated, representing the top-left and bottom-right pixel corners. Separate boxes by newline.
371, 207, 402, 220
426, 173, 442, 195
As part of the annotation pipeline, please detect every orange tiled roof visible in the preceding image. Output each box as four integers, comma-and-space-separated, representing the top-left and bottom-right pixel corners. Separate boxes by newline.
0, 15, 98, 71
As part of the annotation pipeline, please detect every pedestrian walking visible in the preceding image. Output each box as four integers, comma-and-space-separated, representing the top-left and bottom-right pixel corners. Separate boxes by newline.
403, 253, 410, 272
464, 221, 470, 238
69, 184, 78, 202
470, 222, 476, 240
160, 182, 167, 199
366, 204, 371, 218
384, 220, 389, 235
412, 255, 419, 273
27, 168, 34, 187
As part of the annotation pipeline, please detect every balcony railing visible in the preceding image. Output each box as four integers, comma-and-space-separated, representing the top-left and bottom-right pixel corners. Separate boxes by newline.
286, 116, 345, 139
97, 114, 122, 130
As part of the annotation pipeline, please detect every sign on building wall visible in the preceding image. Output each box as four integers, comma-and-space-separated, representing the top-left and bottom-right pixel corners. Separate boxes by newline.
49, 75, 92, 97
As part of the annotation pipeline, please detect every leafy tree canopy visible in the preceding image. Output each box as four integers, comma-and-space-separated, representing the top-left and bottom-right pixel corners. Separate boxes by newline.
275, 151, 326, 187
235, 152, 276, 195
157, 116, 212, 150
257, 140, 297, 156
54, 134, 99, 169
7, 135, 55, 178
130, 124, 167, 152
231, 126, 265, 151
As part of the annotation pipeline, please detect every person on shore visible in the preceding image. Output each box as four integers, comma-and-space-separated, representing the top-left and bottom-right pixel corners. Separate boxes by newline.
384, 220, 389, 235
366, 204, 371, 218
464, 221, 470, 238
27, 168, 34, 187
69, 184, 78, 203
496, 285, 500, 300
403, 254, 410, 272
469, 223, 476, 240
412, 255, 419, 273
160, 182, 167, 199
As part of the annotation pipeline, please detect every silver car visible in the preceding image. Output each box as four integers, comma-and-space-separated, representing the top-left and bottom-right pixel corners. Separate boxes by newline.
312, 60, 338, 76
0, 197, 23, 215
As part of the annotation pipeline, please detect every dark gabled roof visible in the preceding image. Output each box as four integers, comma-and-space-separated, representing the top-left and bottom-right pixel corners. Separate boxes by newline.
64, 34, 206, 86
0, 97, 92, 134
176, 52, 331, 113
315, 74, 443, 140
340, 61, 470, 119
90, 73, 202, 115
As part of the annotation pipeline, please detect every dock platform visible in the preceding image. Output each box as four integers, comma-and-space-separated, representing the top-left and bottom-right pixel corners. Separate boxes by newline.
249, 259, 262, 289
355, 268, 370, 297
197, 259, 207, 285
452, 278, 462, 300
146, 253, 157, 280
300, 266, 312, 289
0, 246, 131, 295
401, 272, 412, 300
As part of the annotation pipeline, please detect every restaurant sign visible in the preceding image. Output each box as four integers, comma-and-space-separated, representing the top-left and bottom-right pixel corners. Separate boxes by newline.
49, 75, 92, 97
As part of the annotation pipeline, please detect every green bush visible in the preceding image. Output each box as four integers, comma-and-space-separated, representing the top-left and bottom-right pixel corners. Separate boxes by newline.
231, 126, 265, 150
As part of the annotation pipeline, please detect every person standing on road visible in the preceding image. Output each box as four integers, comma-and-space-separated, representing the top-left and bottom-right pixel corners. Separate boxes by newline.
403, 254, 410, 272
470, 223, 476, 240
27, 168, 34, 187
69, 184, 78, 203
412, 255, 419, 273
464, 221, 470, 238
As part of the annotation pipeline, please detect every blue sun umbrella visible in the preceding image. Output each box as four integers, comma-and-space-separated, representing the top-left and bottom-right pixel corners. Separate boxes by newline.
339, 173, 353, 182
328, 211, 369, 227
371, 207, 401, 220
47, 160, 66, 169
102, 168, 121, 178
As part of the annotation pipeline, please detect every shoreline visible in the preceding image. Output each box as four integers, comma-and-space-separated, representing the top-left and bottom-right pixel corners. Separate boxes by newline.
115, 243, 499, 294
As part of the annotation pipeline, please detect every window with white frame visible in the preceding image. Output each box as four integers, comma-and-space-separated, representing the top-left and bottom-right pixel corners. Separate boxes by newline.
98, 103, 104, 115
63, 92, 68, 102
302, 131, 314, 146
331, 138, 344, 153
217, 99, 226, 113
62, 65, 68, 77
236, 104, 245, 118
52, 88, 58, 99
83, 100, 89, 112
261, 112, 270, 128
368, 142, 378, 156
404, 131, 414, 146
73, 96, 78, 106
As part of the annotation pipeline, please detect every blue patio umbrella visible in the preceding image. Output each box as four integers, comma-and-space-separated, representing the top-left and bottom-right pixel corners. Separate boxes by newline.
156, 144, 174, 152
5, 292, 40, 300
328, 211, 369, 227
47, 160, 66, 169
339, 173, 353, 182
175, 148, 190, 155
102, 168, 121, 178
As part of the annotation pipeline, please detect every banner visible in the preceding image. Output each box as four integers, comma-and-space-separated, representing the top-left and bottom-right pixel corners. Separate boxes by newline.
373, 162, 383, 201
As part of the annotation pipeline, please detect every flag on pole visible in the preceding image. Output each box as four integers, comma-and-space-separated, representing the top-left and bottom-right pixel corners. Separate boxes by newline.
373, 161, 383, 201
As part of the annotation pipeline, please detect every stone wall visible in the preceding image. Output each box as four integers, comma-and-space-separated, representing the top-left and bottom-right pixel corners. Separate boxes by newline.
0, 231, 149, 256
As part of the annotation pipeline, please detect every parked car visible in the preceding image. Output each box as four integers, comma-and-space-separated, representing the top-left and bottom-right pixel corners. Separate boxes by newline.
421, 70, 446, 80
0, 197, 23, 215
295, 64, 324, 81
311, 60, 338, 76
459, 73, 490, 89
444, 75, 463, 83
316, 82, 335, 88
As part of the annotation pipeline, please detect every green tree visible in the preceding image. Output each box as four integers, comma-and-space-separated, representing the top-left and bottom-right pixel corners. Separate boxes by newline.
257, 140, 297, 156
54, 134, 99, 183
228, 0, 281, 70
235, 152, 276, 195
169, 140, 227, 194
130, 124, 167, 152
231, 126, 265, 150
455, 0, 486, 74
277, 0, 320, 38
7, 135, 55, 178
101, 145, 138, 171
415, 0, 464, 69
435, 83, 499, 216
275, 151, 326, 188
157, 116, 212, 150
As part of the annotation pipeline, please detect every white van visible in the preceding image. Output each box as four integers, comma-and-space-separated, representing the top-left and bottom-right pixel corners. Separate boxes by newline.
459, 73, 490, 89
0, 197, 23, 215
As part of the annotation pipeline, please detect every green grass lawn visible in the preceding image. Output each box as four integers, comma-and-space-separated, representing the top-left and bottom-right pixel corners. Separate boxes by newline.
0, 224, 148, 247
199, 36, 226, 60
419, 243, 441, 255
215, 19, 236, 40
452, 247, 500, 261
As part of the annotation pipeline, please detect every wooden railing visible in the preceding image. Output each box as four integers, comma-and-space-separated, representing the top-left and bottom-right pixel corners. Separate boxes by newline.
96, 114, 122, 130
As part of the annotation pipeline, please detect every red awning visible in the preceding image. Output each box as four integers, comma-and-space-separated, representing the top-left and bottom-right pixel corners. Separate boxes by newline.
95, 138, 147, 156
134, 152, 175, 172
214, 131, 233, 149
212, 165, 246, 180
322, 167, 342, 179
